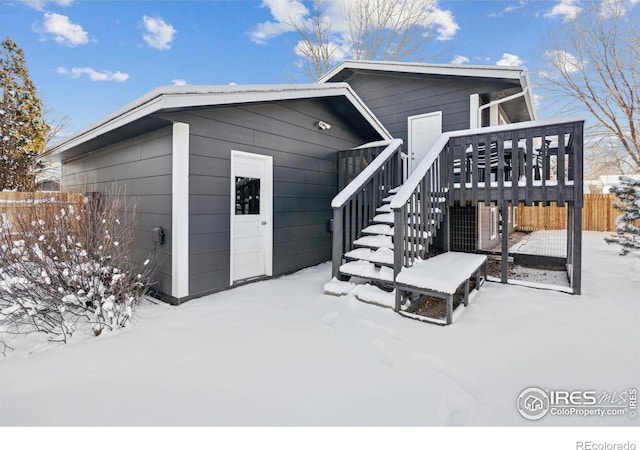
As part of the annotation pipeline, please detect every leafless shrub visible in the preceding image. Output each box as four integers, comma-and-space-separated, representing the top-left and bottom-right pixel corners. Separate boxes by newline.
0, 187, 154, 351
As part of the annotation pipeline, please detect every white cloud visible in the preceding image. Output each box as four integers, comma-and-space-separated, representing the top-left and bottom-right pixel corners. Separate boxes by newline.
250, 0, 459, 65
142, 16, 177, 50
294, 38, 350, 65
172, 79, 187, 86
429, 5, 459, 41
451, 55, 470, 65
545, 0, 581, 21
600, 0, 640, 18
39, 13, 89, 47
18, 0, 73, 10
544, 49, 581, 74
496, 52, 523, 66
250, 0, 308, 44
57, 66, 129, 82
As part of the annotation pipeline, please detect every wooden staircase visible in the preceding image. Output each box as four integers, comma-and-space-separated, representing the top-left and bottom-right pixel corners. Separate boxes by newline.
327, 119, 585, 323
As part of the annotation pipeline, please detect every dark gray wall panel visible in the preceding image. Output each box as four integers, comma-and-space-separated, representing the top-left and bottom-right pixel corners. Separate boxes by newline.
61, 126, 174, 295
162, 98, 368, 297
343, 73, 520, 143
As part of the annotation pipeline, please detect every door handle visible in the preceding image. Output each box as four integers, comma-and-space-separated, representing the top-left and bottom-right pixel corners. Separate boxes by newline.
261, 221, 267, 225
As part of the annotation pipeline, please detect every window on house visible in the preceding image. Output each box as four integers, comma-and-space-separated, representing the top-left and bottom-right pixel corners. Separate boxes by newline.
235, 177, 260, 215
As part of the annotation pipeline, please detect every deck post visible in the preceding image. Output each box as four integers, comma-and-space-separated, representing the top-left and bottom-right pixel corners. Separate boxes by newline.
572, 204, 582, 295
463, 279, 470, 307
442, 205, 450, 252
446, 293, 453, 325
501, 200, 509, 284
332, 208, 343, 279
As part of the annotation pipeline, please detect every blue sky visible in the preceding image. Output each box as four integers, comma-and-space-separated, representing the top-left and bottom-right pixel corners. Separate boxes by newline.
0, 0, 613, 135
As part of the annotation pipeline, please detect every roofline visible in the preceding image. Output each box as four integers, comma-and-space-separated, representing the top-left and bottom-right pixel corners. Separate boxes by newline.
44, 83, 392, 159
317, 60, 530, 83
317, 59, 538, 121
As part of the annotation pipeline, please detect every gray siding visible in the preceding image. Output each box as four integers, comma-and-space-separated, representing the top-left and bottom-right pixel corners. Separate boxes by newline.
61, 127, 173, 294
161, 98, 369, 296
342, 73, 520, 143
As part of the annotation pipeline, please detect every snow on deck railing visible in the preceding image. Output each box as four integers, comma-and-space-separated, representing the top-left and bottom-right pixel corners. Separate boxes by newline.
390, 117, 586, 210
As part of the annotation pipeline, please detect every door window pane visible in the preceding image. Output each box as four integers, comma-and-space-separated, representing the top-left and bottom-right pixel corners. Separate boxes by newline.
235, 177, 260, 215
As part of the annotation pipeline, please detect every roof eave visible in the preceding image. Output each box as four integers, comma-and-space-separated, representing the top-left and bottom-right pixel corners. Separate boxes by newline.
43, 83, 391, 160
317, 60, 528, 84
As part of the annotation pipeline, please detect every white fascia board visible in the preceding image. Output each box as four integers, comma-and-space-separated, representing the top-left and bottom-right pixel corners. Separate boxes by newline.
317, 60, 527, 84
519, 71, 538, 121
46, 83, 390, 158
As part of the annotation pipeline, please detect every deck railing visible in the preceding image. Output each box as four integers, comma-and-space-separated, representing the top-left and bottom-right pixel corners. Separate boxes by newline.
447, 118, 584, 207
331, 139, 404, 278
390, 118, 585, 297
338, 142, 388, 191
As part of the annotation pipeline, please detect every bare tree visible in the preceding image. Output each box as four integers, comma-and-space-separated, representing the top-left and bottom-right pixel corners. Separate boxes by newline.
539, 1, 640, 175
290, 0, 448, 80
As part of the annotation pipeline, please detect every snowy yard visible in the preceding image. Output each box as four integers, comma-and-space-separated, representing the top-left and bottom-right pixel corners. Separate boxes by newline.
0, 232, 638, 426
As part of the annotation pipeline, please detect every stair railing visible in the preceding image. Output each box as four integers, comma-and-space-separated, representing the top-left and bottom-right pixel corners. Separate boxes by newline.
390, 117, 585, 307
331, 139, 404, 278
390, 135, 452, 276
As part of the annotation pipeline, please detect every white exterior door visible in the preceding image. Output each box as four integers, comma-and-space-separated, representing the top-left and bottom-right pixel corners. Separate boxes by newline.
230, 151, 273, 283
408, 111, 442, 173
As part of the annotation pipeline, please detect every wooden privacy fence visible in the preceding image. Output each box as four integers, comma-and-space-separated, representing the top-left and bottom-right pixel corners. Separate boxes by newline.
0, 191, 85, 231
516, 194, 634, 232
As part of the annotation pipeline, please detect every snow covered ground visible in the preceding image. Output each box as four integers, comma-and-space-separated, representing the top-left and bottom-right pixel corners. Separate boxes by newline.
0, 232, 638, 427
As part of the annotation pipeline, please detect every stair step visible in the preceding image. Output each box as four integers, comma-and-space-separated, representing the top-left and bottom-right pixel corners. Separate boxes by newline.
382, 194, 395, 204
372, 212, 394, 224
323, 278, 357, 296
372, 213, 437, 226
389, 186, 402, 194
376, 203, 443, 214
362, 224, 394, 236
339, 260, 394, 283
345, 247, 394, 265
361, 224, 432, 239
353, 235, 393, 249
355, 284, 396, 309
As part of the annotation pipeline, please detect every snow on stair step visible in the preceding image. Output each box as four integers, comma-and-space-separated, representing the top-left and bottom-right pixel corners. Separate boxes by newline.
389, 186, 402, 194
323, 278, 357, 296
362, 224, 394, 236
382, 194, 395, 204
353, 234, 393, 249
376, 203, 392, 213
339, 260, 394, 282
355, 284, 396, 309
373, 213, 394, 224
345, 247, 394, 265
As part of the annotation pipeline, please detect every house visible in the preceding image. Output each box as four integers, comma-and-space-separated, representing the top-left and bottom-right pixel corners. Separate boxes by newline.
44, 83, 390, 304
319, 60, 537, 253
319, 62, 583, 324
44, 61, 584, 324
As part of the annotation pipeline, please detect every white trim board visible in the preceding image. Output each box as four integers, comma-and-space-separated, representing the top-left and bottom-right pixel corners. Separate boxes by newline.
171, 122, 190, 299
